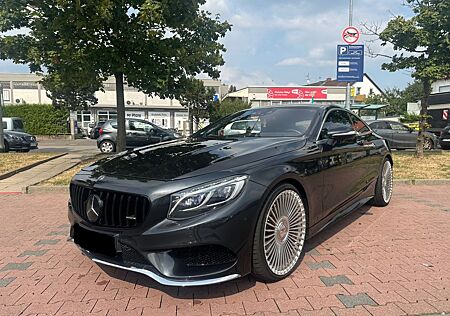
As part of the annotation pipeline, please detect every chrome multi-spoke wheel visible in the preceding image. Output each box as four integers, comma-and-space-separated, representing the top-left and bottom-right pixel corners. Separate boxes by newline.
381, 161, 393, 203
263, 190, 306, 276
371, 158, 394, 207
423, 138, 433, 151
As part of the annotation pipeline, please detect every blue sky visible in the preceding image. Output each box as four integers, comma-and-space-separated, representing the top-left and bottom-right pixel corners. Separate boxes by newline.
0, 0, 414, 91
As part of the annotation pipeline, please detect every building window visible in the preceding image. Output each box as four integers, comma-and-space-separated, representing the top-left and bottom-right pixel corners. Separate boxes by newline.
12, 81, 38, 89
0, 81, 11, 89
369, 88, 374, 95
356, 87, 361, 95
2, 89, 10, 102
76, 111, 92, 129
439, 85, 450, 93
98, 111, 117, 122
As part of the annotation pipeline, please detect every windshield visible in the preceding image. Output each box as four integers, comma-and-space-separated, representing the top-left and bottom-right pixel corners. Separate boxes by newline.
195, 107, 319, 139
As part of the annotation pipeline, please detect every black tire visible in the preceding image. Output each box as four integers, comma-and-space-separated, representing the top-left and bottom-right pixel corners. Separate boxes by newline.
99, 140, 115, 153
252, 183, 307, 282
370, 158, 393, 207
3, 141, 9, 153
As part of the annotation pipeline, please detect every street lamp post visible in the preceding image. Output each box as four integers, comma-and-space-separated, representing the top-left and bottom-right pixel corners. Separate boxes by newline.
345, 0, 354, 110
0, 83, 5, 152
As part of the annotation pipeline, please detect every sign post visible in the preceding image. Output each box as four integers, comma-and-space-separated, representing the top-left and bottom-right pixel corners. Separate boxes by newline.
344, 0, 354, 110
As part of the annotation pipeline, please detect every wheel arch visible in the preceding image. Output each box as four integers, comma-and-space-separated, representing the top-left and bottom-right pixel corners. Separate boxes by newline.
385, 153, 393, 167
258, 173, 311, 227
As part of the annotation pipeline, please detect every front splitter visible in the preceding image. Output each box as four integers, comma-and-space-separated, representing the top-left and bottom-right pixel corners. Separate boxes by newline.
91, 257, 241, 287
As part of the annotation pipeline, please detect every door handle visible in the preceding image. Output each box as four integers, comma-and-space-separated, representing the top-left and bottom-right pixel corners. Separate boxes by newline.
358, 141, 375, 148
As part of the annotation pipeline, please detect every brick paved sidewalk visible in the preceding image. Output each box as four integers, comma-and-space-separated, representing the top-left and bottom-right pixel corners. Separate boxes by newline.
0, 185, 449, 316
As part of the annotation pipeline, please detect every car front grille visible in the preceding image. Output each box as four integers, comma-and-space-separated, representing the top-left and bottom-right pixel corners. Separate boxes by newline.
120, 242, 149, 266
172, 245, 237, 267
70, 183, 151, 228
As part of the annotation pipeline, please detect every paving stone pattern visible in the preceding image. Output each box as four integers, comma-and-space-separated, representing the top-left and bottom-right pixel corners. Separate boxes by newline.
0, 185, 450, 315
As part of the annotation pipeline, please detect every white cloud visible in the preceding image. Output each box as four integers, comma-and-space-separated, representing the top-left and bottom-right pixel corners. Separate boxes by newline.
202, 0, 230, 15
219, 65, 276, 89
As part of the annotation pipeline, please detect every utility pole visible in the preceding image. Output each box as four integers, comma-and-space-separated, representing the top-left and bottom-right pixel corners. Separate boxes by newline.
0, 83, 5, 152
345, 0, 354, 110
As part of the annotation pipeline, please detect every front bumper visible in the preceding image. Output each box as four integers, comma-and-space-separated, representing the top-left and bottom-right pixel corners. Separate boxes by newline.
440, 138, 450, 148
68, 179, 265, 286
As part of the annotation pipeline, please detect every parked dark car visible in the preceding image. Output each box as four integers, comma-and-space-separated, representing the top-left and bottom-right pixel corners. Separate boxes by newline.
3, 130, 38, 152
89, 121, 106, 139
439, 126, 450, 150
367, 120, 438, 150
69, 105, 393, 286
96, 119, 182, 153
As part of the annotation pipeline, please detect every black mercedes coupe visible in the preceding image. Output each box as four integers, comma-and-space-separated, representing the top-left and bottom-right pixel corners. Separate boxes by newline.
68, 105, 393, 286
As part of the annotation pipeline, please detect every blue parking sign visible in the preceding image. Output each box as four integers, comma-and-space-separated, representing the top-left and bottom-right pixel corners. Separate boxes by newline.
337, 45, 364, 82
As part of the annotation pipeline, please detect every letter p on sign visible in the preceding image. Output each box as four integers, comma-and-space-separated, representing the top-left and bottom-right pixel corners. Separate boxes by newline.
339, 46, 348, 55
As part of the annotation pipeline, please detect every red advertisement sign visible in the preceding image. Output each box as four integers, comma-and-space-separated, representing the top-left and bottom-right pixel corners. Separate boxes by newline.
267, 87, 328, 100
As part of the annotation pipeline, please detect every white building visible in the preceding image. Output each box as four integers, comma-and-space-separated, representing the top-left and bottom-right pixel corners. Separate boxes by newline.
0, 73, 228, 132
226, 73, 384, 106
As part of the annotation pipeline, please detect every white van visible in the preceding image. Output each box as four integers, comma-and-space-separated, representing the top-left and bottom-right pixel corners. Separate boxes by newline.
2, 117, 25, 132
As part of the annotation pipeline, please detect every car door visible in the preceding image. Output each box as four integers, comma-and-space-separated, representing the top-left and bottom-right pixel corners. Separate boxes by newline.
369, 121, 393, 145
320, 109, 366, 219
349, 113, 380, 189
127, 120, 150, 147
388, 122, 416, 148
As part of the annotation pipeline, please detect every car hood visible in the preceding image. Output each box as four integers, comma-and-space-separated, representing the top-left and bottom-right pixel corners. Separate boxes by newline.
4, 131, 33, 138
90, 137, 307, 180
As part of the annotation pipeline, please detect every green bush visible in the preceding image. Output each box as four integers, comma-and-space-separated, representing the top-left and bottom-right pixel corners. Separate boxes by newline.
2, 104, 69, 135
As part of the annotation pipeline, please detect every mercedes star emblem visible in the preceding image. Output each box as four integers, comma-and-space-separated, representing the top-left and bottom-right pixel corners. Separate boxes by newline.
86, 194, 103, 223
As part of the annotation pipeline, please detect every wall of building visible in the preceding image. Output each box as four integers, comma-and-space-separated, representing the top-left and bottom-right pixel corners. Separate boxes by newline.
352, 75, 383, 98
432, 79, 450, 94
1, 73, 224, 133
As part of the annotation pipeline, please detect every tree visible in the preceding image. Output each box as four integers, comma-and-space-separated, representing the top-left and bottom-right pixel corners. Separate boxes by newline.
179, 78, 215, 135
0, 0, 231, 151
210, 99, 250, 122
364, 81, 424, 116
363, 0, 450, 158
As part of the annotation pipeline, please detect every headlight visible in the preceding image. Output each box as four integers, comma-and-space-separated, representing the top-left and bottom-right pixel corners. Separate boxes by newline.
168, 175, 248, 220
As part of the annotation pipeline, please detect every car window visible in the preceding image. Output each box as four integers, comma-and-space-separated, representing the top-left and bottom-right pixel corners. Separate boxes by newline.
110, 121, 118, 129
231, 121, 247, 130
370, 122, 385, 129
389, 122, 409, 131
349, 113, 370, 133
197, 107, 318, 139
13, 119, 24, 130
129, 120, 153, 133
322, 110, 353, 134
2, 122, 6, 129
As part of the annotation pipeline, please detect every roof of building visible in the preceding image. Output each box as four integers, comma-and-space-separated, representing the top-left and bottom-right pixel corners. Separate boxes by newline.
307, 73, 385, 96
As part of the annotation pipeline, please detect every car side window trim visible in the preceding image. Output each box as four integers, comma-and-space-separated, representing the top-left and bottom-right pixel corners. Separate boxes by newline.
316, 108, 355, 141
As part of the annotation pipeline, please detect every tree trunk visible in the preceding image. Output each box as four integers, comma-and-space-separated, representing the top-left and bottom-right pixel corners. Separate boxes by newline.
115, 73, 126, 152
415, 80, 431, 158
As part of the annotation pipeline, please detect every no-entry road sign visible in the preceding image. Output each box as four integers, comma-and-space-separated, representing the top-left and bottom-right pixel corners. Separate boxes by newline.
342, 26, 360, 44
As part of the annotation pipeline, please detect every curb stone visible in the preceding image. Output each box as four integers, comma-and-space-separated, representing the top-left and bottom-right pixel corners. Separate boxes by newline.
394, 179, 450, 185
26, 185, 69, 194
